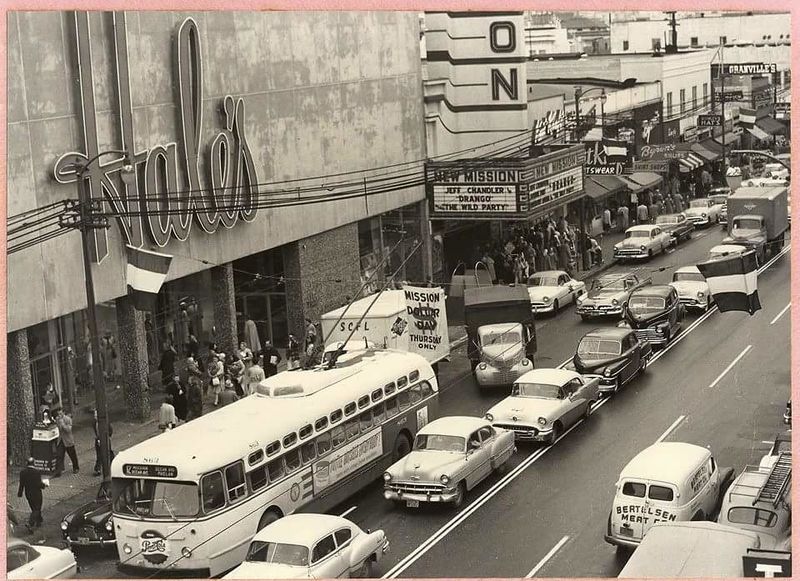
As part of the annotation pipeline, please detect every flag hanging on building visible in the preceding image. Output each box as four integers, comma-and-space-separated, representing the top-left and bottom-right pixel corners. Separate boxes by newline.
126, 245, 173, 311
602, 137, 628, 162
738, 107, 757, 128
696, 250, 761, 315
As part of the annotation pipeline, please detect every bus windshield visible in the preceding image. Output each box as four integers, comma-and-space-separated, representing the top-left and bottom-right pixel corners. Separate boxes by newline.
246, 541, 309, 566
414, 434, 465, 452
113, 478, 200, 518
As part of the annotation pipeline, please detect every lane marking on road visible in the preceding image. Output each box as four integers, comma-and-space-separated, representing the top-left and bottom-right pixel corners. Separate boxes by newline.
708, 345, 752, 389
383, 244, 791, 579
339, 506, 357, 518
656, 415, 686, 443
770, 303, 791, 325
525, 535, 570, 578
762, 440, 776, 445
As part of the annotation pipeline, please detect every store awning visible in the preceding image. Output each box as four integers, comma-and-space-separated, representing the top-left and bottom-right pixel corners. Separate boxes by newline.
678, 152, 706, 173
755, 117, 786, 136
711, 131, 740, 146
692, 141, 722, 161
584, 175, 627, 200
619, 172, 663, 193
746, 124, 771, 141
581, 127, 603, 141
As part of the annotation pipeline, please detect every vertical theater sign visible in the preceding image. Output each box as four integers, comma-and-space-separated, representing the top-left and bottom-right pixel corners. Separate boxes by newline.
54, 14, 260, 263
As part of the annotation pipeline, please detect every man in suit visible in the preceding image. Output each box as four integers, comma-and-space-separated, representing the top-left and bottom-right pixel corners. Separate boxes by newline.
17, 458, 46, 530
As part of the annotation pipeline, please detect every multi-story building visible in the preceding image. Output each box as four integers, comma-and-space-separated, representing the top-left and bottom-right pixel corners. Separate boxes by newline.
523, 12, 571, 56
7, 10, 428, 463
559, 14, 611, 55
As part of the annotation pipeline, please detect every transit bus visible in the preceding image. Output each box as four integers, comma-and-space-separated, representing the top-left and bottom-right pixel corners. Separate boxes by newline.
110, 349, 438, 576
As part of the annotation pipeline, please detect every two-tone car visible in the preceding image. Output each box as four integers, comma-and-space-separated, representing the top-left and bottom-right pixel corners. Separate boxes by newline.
575, 272, 651, 320
614, 225, 672, 261
526, 270, 586, 314
622, 285, 684, 348
669, 266, 713, 312
655, 213, 694, 246
223, 514, 389, 579
60, 487, 114, 548
383, 416, 515, 509
572, 327, 651, 396
684, 198, 722, 227
485, 368, 600, 444
7, 538, 78, 579
708, 187, 732, 226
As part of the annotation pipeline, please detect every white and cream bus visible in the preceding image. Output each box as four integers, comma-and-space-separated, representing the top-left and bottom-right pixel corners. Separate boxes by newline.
110, 349, 438, 577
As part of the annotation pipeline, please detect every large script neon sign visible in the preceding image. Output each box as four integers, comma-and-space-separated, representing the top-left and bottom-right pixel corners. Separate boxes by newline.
54, 14, 259, 262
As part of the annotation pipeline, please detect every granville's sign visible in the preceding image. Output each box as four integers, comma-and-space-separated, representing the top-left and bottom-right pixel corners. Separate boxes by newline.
54, 15, 259, 262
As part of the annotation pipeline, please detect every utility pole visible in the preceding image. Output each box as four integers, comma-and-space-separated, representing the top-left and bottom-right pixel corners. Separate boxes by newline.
665, 11, 678, 53
720, 37, 726, 172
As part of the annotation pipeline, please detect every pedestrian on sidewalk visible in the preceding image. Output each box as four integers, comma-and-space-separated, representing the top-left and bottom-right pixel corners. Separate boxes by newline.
17, 458, 47, 531
286, 334, 301, 371
602, 207, 612, 232
165, 374, 188, 422
247, 356, 266, 395
237, 341, 254, 373
220, 379, 239, 407
589, 237, 603, 266
54, 410, 78, 476
186, 373, 204, 421
92, 410, 114, 477
159, 395, 178, 432
480, 249, 497, 285
159, 343, 177, 387
262, 341, 282, 378
227, 355, 246, 397
672, 191, 684, 212
305, 318, 318, 353
209, 353, 225, 406
636, 201, 649, 224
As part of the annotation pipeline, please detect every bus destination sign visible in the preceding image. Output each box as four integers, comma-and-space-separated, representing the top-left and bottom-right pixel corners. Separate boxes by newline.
123, 464, 179, 478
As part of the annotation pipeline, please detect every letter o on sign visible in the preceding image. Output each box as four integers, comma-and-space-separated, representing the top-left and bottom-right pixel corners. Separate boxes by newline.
490, 21, 516, 53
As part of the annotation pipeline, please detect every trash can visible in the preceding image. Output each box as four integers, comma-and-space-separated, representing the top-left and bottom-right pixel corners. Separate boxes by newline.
31, 422, 59, 474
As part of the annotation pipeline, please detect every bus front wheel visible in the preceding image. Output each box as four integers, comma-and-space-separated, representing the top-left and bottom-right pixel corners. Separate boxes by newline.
391, 432, 412, 463
257, 508, 282, 532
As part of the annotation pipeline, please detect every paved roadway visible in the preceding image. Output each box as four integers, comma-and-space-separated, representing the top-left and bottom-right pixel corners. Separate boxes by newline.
75, 225, 791, 578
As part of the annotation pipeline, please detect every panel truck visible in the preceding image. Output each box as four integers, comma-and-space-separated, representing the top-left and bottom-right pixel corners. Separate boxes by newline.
464, 285, 536, 388
723, 186, 789, 264
320, 289, 450, 370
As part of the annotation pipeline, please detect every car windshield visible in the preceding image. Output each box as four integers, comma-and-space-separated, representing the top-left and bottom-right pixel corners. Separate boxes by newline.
577, 338, 622, 358
479, 329, 521, 345
529, 275, 559, 287
511, 382, 562, 399
726, 507, 778, 528
709, 195, 727, 204
628, 296, 666, 314
246, 541, 309, 566
112, 478, 199, 518
414, 434, 465, 452
625, 229, 650, 239
734, 218, 763, 230
690, 199, 709, 208
655, 216, 679, 225
673, 272, 705, 283
591, 277, 625, 291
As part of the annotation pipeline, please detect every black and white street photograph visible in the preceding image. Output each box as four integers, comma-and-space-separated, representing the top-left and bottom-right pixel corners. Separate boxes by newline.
5, 6, 793, 579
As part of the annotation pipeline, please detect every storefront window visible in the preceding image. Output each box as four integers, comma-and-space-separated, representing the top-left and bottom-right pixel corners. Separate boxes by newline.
233, 248, 288, 349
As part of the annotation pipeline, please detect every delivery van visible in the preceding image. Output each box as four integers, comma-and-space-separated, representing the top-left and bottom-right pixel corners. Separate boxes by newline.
605, 442, 733, 551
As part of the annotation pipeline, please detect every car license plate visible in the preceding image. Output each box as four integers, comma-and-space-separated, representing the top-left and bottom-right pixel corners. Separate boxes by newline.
619, 527, 633, 537
77, 537, 90, 545
406, 499, 420, 508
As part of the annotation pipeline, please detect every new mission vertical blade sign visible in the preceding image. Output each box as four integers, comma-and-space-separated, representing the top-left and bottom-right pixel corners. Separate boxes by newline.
54, 13, 259, 263
423, 12, 528, 156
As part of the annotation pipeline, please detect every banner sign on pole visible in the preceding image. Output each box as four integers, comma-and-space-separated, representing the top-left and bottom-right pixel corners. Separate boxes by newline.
403, 286, 450, 364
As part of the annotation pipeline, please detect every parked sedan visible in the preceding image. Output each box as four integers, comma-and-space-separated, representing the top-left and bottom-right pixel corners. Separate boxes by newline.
61, 487, 114, 548
655, 213, 694, 245
614, 225, 672, 261
527, 270, 586, 314
383, 416, 516, 508
572, 327, 651, 396
7, 538, 77, 579
669, 266, 713, 312
623, 285, 684, 348
684, 198, 722, 226
224, 514, 388, 579
485, 368, 600, 444
576, 272, 651, 320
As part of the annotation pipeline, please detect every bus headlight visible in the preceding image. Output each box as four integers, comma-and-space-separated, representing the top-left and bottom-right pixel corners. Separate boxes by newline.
538, 417, 547, 426
521, 358, 530, 366
440, 475, 450, 485
383, 472, 392, 482
485, 413, 494, 422
478, 362, 487, 370
60, 520, 68, 531
181, 547, 193, 559
123, 544, 133, 555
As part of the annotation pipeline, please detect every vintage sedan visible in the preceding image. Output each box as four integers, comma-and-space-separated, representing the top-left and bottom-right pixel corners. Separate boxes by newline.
655, 213, 694, 246
527, 270, 586, 314
684, 198, 722, 226
708, 244, 748, 261
383, 416, 515, 508
622, 285, 684, 348
223, 514, 389, 579
7, 538, 78, 579
669, 266, 713, 312
485, 368, 600, 444
576, 272, 651, 320
572, 327, 652, 396
61, 487, 114, 548
614, 225, 672, 261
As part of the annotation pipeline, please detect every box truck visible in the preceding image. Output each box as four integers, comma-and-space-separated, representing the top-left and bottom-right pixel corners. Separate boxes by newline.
724, 185, 789, 264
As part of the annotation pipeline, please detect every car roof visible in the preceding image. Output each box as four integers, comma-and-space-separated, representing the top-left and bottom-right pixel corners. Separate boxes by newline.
530, 270, 567, 278
710, 244, 746, 253
418, 416, 487, 437
656, 213, 684, 220
583, 327, 632, 340
627, 225, 655, 231
252, 514, 354, 545
515, 368, 582, 386
630, 284, 673, 298
597, 272, 634, 282
620, 442, 711, 483
674, 265, 701, 274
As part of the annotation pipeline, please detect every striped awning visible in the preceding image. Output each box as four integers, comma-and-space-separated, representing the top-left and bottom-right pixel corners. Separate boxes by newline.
678, 152, 705, 173
746, 124, 771, 141
691, 141, 721, 161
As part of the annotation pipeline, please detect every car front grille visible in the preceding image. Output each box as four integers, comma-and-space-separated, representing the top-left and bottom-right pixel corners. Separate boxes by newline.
634, 328, 663, 343
484, 353, 522, 371
78, 526, 99, 540
615, 248, 644, 255
493, 423, 538, 435
388, 481, 446, 495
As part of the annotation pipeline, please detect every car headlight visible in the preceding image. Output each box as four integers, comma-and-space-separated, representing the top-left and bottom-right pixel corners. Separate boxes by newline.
485, 412, 494, 422
640, 245, 646, 251
604, 368, 613, 377
614, 244, 621, 250
478, 362, 487, 370
576, 297, 584, 305
697, 291, 705, 298
538, 417, 547, 426
612, 298, 619, 306
702, 212, 707, 217
383, 472, 392, 482
105, 518, 114, 532
542, 296, 550, 303
60, 520, 69, 531
521, 358, 530, 366
440, 475, 451, 485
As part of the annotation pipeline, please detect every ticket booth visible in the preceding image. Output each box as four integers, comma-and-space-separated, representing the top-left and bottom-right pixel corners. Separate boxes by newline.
31, 423, 59, 473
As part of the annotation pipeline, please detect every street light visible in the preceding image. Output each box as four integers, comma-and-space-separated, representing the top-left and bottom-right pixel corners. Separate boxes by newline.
574, 86, 608, 141
56, 149, 135, 492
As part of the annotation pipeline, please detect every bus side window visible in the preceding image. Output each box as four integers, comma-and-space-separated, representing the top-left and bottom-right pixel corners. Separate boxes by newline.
301, 441, 316, 465
398, 390, 411, 411
420, 381, 434, 398
267, 458, 285, 482
385, 397, 399, 418
331, 425, 346, 448
408, 385, 423, 404
248, 465, 268, 492
224, 461, 247, 503
284, 449, 301, 474
359, 410, 372, 432
372, 402, 386, 424
201, 471, 226, 513
344, 418, 359, 440
316, 432, 332, 456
